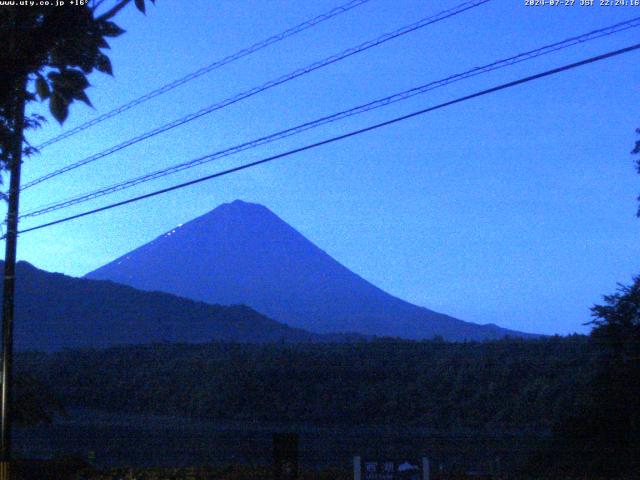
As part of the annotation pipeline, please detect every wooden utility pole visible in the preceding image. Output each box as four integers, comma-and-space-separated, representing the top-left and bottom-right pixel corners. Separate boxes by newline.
0, 78, 26, 479
1, 9, 27, 477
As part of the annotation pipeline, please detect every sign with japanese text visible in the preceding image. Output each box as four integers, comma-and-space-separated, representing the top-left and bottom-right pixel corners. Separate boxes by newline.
362, 459, 423, 480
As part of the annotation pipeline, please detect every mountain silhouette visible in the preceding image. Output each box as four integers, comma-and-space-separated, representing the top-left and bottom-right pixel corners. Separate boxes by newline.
87, 200, 535, 340
2, 261, 355, 351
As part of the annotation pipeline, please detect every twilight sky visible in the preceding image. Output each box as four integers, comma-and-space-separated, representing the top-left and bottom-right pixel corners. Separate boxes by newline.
4, 0, 640, 335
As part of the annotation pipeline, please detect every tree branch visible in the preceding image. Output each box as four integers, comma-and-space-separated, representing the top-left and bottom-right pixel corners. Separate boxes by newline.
97, 0, 132, 21
92, 0, 107, 11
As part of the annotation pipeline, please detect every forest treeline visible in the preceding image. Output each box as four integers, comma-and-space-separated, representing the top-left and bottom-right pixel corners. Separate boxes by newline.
17, 336, 594, 431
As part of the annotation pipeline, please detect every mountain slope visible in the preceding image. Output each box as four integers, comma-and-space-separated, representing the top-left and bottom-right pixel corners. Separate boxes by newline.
3, 261, 346, 351
86, 200, 534, 340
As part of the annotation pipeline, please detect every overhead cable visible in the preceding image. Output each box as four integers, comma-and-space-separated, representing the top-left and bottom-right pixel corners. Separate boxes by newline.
35, 0, 374, 150
20, 16, 640, 219
13, 42, 640, 237
22, 0, 490, 190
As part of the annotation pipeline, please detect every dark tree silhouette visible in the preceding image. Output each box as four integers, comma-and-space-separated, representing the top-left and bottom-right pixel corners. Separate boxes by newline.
1, 0, 156, 157
525, 130, 640, 477
0, 0, 156, 430
632, 128, 640, 216
587, 277, 640, 474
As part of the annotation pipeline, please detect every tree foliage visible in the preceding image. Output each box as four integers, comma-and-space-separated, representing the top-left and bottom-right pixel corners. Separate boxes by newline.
590, 276, 640, 344
526, 280, 640, 479
632, 128, 640, 216
0, 0, 155, 425
13, 373, 65, 426
0, 0, 155, 170
17, 337, 596, 475
587, 277, 640, 475
527, 129, 640, 478
18, 337, 594, 430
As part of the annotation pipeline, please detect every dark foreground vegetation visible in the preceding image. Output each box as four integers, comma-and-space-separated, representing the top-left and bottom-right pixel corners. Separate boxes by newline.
84, 465, 350, 480
25, 463, 522, 480
19, 336, 592, 431
13, 281, 640, 478
10, 460, 351, 480
12, 336, 592, 478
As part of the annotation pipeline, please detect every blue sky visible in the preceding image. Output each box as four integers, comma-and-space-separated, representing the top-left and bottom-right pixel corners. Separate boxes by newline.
5, 0, 640, 335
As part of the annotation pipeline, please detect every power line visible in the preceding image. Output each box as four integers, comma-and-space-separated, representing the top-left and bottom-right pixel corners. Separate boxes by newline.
13, 42, 640, 237
34, 0, 374, 150
21, 0, 490, 191
19, 16, 640, 220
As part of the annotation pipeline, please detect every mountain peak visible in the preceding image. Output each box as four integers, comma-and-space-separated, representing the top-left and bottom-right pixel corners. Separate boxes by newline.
229, 199, 260, 208
194, 199, 281, 226
219, 199, 265, 211
87, 201, 535, 340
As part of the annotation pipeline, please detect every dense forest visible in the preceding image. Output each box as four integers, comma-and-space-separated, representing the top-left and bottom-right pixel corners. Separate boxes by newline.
18, 336, 594, 431
13, 304, 640, 478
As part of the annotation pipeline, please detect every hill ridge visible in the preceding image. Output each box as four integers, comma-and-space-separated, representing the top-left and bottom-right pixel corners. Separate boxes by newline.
1, 260, 360, 351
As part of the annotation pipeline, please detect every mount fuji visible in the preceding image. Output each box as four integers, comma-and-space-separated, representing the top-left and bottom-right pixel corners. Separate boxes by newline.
86, 200, 534, 340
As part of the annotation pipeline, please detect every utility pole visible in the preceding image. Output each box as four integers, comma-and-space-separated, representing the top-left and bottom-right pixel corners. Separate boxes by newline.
1, 7, 27, 477
0, 75, 26, 480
